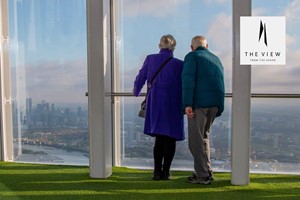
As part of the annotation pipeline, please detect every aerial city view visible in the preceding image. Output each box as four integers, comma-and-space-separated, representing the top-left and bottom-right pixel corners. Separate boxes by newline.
13, 98, 300, 173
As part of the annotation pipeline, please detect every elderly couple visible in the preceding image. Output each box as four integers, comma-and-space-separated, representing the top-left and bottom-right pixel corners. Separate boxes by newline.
133, 34, 225, 185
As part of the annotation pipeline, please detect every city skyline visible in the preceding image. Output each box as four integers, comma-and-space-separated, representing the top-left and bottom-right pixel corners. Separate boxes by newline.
12, 96, 300, 173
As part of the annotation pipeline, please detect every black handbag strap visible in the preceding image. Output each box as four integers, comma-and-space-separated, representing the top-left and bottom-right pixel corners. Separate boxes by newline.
147, 57, 172, 91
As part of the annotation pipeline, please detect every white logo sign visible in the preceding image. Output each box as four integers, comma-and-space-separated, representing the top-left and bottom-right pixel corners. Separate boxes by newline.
240, 16, 286, 65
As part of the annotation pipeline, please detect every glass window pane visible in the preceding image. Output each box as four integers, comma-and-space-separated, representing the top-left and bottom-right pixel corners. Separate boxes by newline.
251, 0, 300, 174
8, 0, 88, 165
116, 0, 232, 171
116, 0, 232, 93
251, 98, 300, 173
252, 0, 300, 93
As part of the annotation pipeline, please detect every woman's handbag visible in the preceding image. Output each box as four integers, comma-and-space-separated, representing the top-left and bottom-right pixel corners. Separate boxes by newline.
138, 57, 172, 118
138, 99, 146, 118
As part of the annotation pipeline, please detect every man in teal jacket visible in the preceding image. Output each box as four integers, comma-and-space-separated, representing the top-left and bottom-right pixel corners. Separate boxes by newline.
182, 35, 225, 185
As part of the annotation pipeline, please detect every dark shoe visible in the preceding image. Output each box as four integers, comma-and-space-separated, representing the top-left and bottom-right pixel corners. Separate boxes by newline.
152, 171, 161, 180
189, 171, 214, 181
198, 177, 211, 185
209, 171, 214, 181
187, 172, 197, 182
161, 171, 171, 180
187, 175, 211, 185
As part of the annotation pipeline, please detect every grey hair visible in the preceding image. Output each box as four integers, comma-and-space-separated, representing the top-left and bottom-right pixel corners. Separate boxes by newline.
159, 34, 176, 51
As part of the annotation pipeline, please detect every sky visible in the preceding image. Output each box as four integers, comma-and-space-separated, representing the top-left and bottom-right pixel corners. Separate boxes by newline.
7, 0, 300, 105
9, 0, 87, 105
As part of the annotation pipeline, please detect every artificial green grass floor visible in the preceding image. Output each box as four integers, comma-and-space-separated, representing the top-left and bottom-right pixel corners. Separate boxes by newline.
0, 162, 299, 200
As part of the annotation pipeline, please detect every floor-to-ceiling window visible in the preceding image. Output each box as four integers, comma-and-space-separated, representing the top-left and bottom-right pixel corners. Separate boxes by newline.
250, 0, 300, 173
8, 0, 88, 165
114, 0, 232, 170
2, 0, 299, 174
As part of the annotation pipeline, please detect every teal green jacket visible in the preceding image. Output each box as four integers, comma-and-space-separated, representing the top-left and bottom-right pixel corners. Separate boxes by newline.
182, 46, 225, 117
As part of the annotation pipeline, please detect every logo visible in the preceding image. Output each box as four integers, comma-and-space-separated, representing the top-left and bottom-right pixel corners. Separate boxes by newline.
259, 20, 267, 46
240, 16, 286, 65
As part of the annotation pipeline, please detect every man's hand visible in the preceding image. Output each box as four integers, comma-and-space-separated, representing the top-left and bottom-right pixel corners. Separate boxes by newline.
185, 107, 195, 118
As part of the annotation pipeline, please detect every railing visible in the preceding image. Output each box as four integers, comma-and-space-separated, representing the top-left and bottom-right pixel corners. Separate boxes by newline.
106, 93, 300, 98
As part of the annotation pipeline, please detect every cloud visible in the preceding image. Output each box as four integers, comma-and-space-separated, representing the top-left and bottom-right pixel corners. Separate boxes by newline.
202, 0, 230, 5
123, 0, 189, 17
11, 60, 88, 104
286, 33, 296, 49
205, 12, 232, 92
283, 0, 300, 23
283, 0, 300, 49
252, 50, 300, 93
252, 8, 267, 16
206, 13, 232, 52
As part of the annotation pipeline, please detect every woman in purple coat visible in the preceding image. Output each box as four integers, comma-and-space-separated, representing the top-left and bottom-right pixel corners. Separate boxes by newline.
133, 34, 184, 180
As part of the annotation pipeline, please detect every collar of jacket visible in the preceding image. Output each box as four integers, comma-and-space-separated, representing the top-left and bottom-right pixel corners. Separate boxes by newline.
159, 48, 174, 56
195, 46, 208, 51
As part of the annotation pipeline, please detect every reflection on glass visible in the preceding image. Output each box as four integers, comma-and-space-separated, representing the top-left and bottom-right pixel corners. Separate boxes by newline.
9, 0, 88, 165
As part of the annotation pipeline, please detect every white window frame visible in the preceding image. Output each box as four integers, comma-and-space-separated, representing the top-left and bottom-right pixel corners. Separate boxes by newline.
87, 0, 113, 178
232, 0, 251, 185
0, 0, 13, 162
111, 0, 121, 167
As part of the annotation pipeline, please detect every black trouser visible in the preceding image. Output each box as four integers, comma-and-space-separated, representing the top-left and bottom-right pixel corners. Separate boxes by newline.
153, 135, 176, 173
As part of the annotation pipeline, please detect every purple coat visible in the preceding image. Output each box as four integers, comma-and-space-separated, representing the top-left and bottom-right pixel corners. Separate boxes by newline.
133, 49, 184, 141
